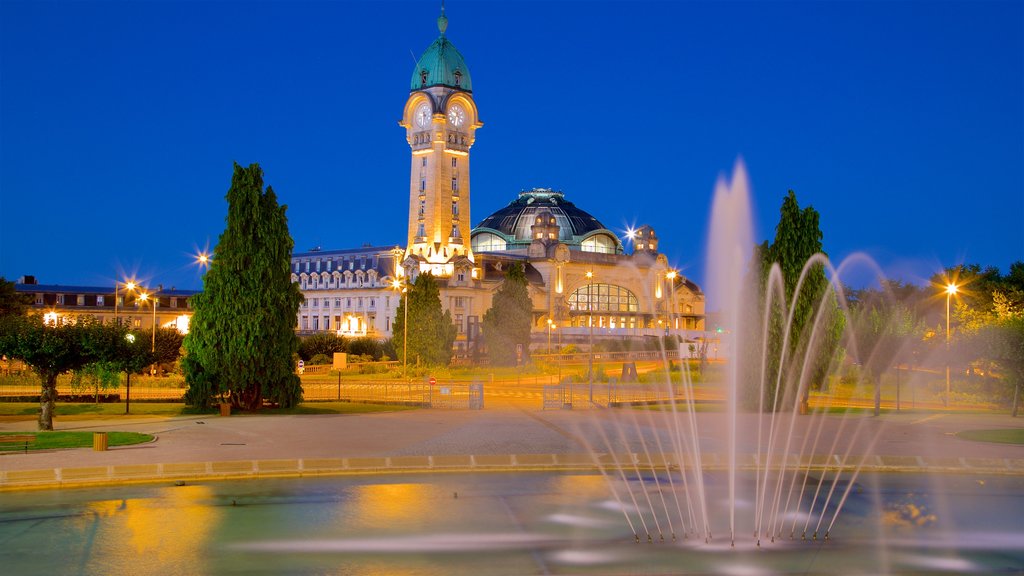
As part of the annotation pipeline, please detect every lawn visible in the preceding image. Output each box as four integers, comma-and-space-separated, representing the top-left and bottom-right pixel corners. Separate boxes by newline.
956, 428, 1024, 445
0, 431, 153, 451
0, 403, 198, 417
0, 401, 417, 419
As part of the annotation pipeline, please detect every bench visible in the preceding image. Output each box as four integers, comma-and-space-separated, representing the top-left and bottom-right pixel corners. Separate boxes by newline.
0, 434, 35, 454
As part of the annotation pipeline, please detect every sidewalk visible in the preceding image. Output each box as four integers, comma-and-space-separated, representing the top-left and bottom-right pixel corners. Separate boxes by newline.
1, 406, 1022, 490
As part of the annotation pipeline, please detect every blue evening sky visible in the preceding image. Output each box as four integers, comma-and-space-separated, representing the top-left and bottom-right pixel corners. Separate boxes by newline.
1, 0, 1021, 294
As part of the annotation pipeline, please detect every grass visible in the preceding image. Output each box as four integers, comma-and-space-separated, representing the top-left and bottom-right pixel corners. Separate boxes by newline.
0, 401, 417, 419
0, 431, 153, 451
956, 428, 1024, 445
0, 403, 199, 417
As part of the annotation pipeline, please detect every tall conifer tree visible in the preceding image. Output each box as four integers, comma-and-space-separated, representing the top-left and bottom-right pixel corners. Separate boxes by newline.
183, 163, 303, 409
392, 273, 456, 367
482, 262, 532, 365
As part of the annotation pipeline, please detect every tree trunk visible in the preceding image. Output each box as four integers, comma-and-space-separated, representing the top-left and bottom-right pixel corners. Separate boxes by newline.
1012, 382, 1020, 418
38, 371, 58, 431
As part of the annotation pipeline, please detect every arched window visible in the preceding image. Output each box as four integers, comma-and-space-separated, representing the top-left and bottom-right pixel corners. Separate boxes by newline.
568, 283, 638, 313
471, 232, 507, 252
581, 234, 616, 254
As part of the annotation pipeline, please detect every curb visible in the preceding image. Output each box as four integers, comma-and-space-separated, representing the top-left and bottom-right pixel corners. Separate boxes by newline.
3, 452, 1023, 492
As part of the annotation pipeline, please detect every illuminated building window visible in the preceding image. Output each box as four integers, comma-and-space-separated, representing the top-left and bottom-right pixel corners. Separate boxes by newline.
581, 234, 616, 254
568, 283, 638, 313
471, 232, 507, 252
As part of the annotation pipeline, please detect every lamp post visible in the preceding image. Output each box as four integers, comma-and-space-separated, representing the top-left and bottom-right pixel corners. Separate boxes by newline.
945, 283, 958, 408
113, 280, 136, 326
138, 291, 158, 376
546, 318, 553, 355
586, 270, 594, 402
666, 270, 677, 338
392, 279, 409, 379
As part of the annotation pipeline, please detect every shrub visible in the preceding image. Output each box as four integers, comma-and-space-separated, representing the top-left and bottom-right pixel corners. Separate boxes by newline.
348, 337, 385, 360
309, 353, 332, 366
298, 333, 346, 361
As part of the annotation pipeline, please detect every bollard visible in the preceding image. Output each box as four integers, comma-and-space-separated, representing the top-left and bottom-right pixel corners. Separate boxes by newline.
93, 432, 108, 451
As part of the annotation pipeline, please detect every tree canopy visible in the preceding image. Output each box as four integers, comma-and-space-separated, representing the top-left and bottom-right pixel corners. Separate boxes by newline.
482, 262, 532, 366
0, 276, 32, 317
392, 273, 456, 368
740, 190, 844, 410
0, 316, 152, 430
183, 163, 303, 409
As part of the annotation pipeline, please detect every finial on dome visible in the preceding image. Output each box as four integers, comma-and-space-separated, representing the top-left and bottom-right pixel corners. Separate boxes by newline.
438, 6, 448, 35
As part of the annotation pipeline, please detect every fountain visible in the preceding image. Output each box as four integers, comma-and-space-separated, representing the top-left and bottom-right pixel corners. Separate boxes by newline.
1, 164, 1022, 574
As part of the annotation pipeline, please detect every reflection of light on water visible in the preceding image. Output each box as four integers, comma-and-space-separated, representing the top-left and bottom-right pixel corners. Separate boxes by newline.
546, 513, 616, 528
896, 553, 978, 572
597, 499, 638, 513
230, 533, 555, 553
84, 485, 219, 574
548, 549, 624, 565
716, 563, 774, 576
351, 483, 434, 527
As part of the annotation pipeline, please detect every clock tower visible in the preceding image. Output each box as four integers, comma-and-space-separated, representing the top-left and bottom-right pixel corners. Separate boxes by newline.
400, 9, 481, 278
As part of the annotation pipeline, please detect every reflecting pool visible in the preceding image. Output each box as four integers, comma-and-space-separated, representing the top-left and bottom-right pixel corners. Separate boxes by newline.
0, 472, 1022, 575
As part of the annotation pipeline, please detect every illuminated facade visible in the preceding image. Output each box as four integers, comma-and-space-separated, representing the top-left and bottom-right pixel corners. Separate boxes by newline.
13, 278, 197, 333
292, 9, 705, 353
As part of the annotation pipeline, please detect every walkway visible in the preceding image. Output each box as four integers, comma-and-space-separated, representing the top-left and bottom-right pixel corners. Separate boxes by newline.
1, 400, 1022, 490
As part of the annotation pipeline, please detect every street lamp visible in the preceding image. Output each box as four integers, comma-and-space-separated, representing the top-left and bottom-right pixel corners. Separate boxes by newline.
138, 291, 158, 376
586, 270, 595, 400
392, 279, 409, 379
546, 318, 554, 355
666, 270, 677, 337
113, 280, 137, 326
945, 282, 958, 407
124, 333, 136, 414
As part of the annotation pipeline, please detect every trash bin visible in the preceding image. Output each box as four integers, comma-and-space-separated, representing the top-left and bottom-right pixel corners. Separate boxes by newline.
219, 403, 231, 417
93, 432, 108, 451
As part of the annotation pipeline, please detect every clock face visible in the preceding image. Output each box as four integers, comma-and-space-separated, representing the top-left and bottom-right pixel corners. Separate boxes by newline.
415, 104, 432, 129
448, 105, 465, 127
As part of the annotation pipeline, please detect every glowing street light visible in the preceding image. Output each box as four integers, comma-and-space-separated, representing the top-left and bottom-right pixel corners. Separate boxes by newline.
666, 270, 678, 336
391, 279, 409, 379
945, 282, 958, 408
548, 318, 555, 355
113, 279, 137, 326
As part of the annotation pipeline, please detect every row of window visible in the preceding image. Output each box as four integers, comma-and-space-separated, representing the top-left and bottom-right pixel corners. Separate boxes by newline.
420, 156, 460, 168
298, 313, 476, 335
300, 274, 380, 290
31, 294, 186, 308
469, 232, 616, 254
294, 255, 380, 274
302, 297, 384, 309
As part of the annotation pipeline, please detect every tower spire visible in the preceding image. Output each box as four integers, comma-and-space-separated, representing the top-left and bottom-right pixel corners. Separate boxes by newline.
438, 0, 448, 35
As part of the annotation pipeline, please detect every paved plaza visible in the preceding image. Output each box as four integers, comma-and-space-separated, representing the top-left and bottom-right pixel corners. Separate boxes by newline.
1, 395, 1022, 490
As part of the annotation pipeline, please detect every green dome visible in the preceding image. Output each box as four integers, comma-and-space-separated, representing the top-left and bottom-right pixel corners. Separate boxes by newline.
410, 31, 472, 92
